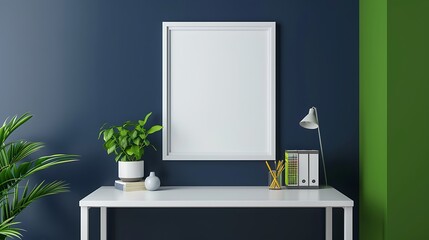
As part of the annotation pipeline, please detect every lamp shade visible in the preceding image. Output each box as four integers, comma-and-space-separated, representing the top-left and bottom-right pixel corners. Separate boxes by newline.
299, 107, 319, 129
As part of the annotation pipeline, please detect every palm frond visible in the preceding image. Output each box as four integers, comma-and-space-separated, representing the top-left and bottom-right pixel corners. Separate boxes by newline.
4, 141, 44, 166
0, 154, 78, 193
0, 150, 7, 169
0, 217, 23, 239
26, 154, 78, 176
0, 114, 32, 146
2, 181, 68, 221
0, 113, 78, 238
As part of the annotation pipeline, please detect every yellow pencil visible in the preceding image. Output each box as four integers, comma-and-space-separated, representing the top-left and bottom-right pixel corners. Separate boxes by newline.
277, 160, 284, 172
278, 166, 285, 175
270, 169, 280, 188
265, 161, 280, 188
276, 160, 281, 171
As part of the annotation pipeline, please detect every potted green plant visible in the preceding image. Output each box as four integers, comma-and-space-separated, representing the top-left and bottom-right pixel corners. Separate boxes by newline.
0, 113, 77, 239
99, 112, 162, 182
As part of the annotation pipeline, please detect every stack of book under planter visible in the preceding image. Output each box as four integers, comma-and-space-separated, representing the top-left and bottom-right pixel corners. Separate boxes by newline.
114, 180, 145, 192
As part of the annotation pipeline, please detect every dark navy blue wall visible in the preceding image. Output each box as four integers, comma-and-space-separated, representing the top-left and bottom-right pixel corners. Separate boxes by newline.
0, 0, 358, 239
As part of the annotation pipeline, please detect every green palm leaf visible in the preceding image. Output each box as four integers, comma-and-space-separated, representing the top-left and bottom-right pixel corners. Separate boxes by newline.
0, 218, 23, 239
2, 181, 68, 221
6, 141, 44, 165
0, 113, 78, 239
0, 154, 77, 193
0, 114, 32, 146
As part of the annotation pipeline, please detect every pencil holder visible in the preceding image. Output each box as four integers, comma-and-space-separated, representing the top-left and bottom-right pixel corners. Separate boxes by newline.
268, 170, 283, 190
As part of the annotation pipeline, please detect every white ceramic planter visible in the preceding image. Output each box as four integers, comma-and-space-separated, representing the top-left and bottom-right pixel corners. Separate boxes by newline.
118, 161, 144, 182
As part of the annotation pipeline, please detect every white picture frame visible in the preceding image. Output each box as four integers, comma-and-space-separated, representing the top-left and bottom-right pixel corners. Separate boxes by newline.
162, 22, 276, 160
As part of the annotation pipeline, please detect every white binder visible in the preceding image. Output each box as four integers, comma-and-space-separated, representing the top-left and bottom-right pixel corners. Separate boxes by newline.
309, 151, 319, 187
298, 153, 309, 186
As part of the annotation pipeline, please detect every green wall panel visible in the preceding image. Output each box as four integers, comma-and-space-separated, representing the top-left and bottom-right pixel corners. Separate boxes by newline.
361, 0, 429, 239
360, 0, 387, 239
388, 1, 429, 239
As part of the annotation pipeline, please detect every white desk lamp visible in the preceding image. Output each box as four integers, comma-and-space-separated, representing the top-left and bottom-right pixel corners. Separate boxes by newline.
300, 107, 328, 186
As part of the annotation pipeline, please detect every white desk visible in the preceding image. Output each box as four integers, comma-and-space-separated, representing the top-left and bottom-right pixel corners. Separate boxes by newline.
79, 186, 353, 240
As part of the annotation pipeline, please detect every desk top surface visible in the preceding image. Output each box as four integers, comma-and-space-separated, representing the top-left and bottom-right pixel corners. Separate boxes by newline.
80, 186, 353, 208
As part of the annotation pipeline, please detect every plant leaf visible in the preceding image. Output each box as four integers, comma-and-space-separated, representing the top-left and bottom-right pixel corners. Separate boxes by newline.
2, 181, 69, 221
139, 112, 152, 127
133, 138, 141, 145
5, 141, 44, 165
131, 146, 140, 155
103, 129, 114, 142
0, 113, 78, 238
0, 113, 32, 145
125, 146, 140, 157
104, 139, 115, 149
0, 127, 5, 145
147, 125, 163, 134
131, 131, 138, 139
122, 121, 132, 128
98, 129, 105, 139
120, 129, 128, 137
0, 154, 78, 193
126, 147, 134, 156
0, 217, 23, 239
136, 148, 143, 160
115, 153, 123, 162
107, 145, 116, 154
151, 144, 157, 151
120, 137, 128, 149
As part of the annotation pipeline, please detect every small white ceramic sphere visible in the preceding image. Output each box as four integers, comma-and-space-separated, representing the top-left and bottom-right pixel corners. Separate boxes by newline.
145, 172, 161, 191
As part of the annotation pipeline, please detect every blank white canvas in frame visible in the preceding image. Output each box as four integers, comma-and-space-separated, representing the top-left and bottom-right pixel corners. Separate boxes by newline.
162, 22, 276, 160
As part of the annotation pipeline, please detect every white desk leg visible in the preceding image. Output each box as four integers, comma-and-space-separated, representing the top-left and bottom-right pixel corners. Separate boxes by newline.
326, 207, 332, 240
344, 207, 353, 240
101, 207, 107, 240
81, 207, 89, 240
